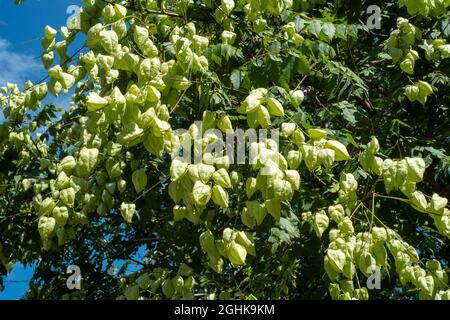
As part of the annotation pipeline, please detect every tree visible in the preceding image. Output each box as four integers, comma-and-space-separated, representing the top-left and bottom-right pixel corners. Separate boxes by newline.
0, 0, 449, 300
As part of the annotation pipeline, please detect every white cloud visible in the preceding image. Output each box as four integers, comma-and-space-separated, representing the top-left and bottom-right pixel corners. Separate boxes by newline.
0, 38, 42, 87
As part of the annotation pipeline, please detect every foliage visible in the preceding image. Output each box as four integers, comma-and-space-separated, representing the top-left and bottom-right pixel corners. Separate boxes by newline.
0, 0, 449, 300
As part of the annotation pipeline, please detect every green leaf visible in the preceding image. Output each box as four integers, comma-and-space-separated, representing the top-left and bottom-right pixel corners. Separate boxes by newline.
321, 22, 336, 41
313, 210, 329, 238
132, 169, 147, 194
308, 20, 322, 38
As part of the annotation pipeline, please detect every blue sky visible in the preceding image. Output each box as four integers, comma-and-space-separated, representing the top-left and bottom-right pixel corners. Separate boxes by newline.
0, 0, 83, 123
0, 0, 81, 299
0, 0, 83, 85
0, 263, 36, 300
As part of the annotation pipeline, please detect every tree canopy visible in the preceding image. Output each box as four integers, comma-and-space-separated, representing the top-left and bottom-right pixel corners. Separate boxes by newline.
0, 0, 449, 300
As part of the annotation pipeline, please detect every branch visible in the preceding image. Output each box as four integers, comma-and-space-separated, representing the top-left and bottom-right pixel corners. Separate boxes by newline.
142, 8, 182, 18
354, 95, 377, 116
101, 0, 182, 18
128, 257, 147, 267
31, 137, 43, 158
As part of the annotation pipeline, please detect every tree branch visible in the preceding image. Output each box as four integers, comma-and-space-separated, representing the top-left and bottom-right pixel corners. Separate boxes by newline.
101, 0, 182, 18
